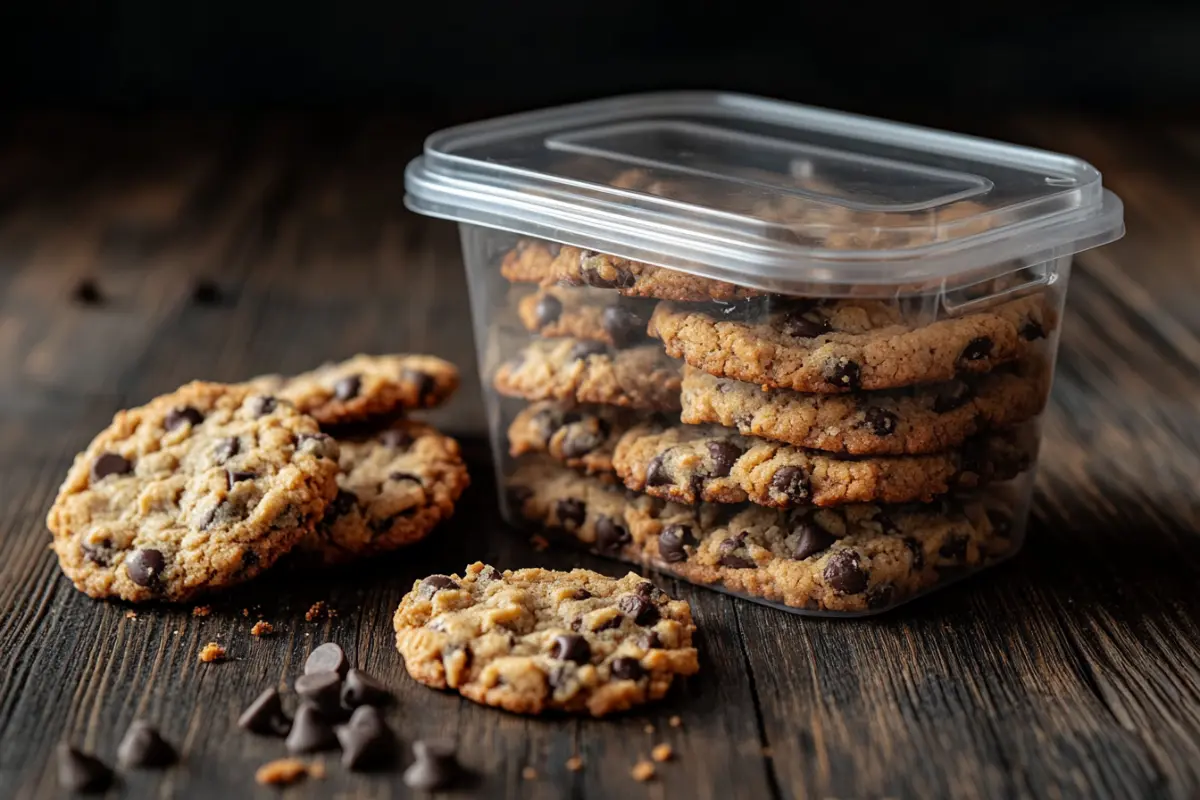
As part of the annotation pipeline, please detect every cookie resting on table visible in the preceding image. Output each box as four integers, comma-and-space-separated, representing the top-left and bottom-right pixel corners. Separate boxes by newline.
47, 382, 341, 602
393, 563, 699, 716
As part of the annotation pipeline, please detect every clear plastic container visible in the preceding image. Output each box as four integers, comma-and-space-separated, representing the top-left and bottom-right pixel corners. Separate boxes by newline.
405, 92, 1124, 615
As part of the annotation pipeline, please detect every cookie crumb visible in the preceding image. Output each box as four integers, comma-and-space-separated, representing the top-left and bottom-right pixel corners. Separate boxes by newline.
305, 602, 326, 622
651, 744, 673, 763
242, 608, 250, 617
124, 611, 138, 620
255, 758, 310, 786
192, 605, 212, 618
643, 724, 655, 734
522, 766, 538, 781
631, 760, 656, 782
669, 715, 682, 728
250, 621, 274, 637
529, 534, 550, 552
566, 756, 584, 772
198, 642, 226, 663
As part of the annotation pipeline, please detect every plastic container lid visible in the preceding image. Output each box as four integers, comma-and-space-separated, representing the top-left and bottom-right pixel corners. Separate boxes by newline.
405, 92, 1124, 292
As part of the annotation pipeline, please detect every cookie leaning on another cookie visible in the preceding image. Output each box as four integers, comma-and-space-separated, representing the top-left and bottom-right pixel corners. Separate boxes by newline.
393, 563, 699, 716
47, 382, 342, 603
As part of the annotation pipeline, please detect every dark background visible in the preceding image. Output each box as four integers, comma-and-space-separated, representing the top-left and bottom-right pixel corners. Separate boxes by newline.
1, 2, 1196, 119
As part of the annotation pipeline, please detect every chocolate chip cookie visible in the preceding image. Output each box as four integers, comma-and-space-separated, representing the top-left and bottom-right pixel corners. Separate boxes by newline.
47, 382, 341, 602
507, 402, 641, 478
517, 286, 656, 348
393, 562, 699, 716
649, 294, 1054, 393
249, 354, 459, 425
295, 420, 469, 565
680, 361, 1049, 455
493, 339, 683, 411
612, 424, 1035, 508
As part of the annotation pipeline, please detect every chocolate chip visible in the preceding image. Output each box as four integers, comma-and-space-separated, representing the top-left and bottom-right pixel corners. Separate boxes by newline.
863, 407, 898, 436
71, 278, 104, 306
533, 294, 563, 328
960, 336, 994, 361
706, 440, 743, 477
480, 566, 503, 582
601, 305, 647, 347
639, 631, 663, 649
554, 498, 587, 529
1020, 319, 1046, 340
719, 553, 756, 568
610, 656, 644, 681
618, 594, 661, 626
81, 539, 115, 566
634, 581, 666, 602
568, 340, 608, 362
550, 634, 591, 664
226, 470, 255, 490
645, 455, 671, 487
213, 437, 239, 463
379, 428, 414, 449
932, 381, 973, 413
792, 521, 835, 560
240, 548, 260, 570
561, 426, 605, 458
593, 613, 625, 632
238, 688, 291, 736
595, 515, 631, 554
529, 408, 560, 440
125, 548, 165, 587
867, 584, 897, 610
770, 466, 811, 504
248, 395, 277, 416
823, 358, 862, 390
418, 575, 459, 599
191, 279, 223, 306
327, 490, 357, 519
286, 703, 339, 754
117, 721, 176, 768
164, 406, 204, 431
904, 537, 925, 569
337, 705, 396, 770
580, 255, 634, 289
401, 368, 437, 403
658, 525, 695, 563
297, 431, 338, 460
569, 588, 591, 600
823, 551, 868, 594
334, 374, 362, 401
305, 642, 349, 677
780, 310, 830, 338
56, 744, 113, 792
404, 740, 461, 791
90, 452, 132, 482
938, 535, 969, 560
342, 669, 392, 708
295, 671, 344, 716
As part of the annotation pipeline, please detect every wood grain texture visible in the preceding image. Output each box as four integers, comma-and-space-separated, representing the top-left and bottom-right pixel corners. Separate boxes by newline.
0, 114, 1198, 799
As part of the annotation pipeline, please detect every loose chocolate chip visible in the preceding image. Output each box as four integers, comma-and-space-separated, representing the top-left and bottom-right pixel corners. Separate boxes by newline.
823, 551, 869, 594
645, 455, 672, 487
164, 406, 204, 431
960, 336, 994, 361
238, 687, 291, 736
72, 279, 104, 306
706, 440, 743, 477
792, 521, 836, 561
125, 549, 165, 587
823, 358, 862, 390
618, 594, 661, 626
610, 656, 645, 681
191, 279, 223, 305
226, 470, 255, 490
334, 374, 362, 401
213, 437, 239, 463
932, 381, 973, 413
867, 584, 897, 610
295, 671, 344, 716
568, 340, 608, 362
560, 426, 604, 458
81, 539, 115, 566
533, 294, 564, 329
248, 395, 277, 416
286, 703, 339, 754
639, 631, 663, 649
634, 581, 666, 602
342, 669, 392, 708
601, 305, 647, 347
550, 634, 591, 664
863, 407, 898, 436
554, 498, 587, 529
91, 452, 132, 483
938, 535, 969, 560
56, 744, 113, 793
305, 642, 350, 677
719, 553, 756, 569
569, 588, 591, 601
378, 428, 414, 449
658, 525, 696, 563
595, 515, 631, 555
770, 466, 811, 504
904, 538, 925, 569
401, 368, 437, 403
337, 705, 396, 770
418, 575, 460, 599
1020, 319, 1046, 340
117, 720, 176, 768
780, 310, 830, 338
404, 740, 460, 791
593, 613, 625, 632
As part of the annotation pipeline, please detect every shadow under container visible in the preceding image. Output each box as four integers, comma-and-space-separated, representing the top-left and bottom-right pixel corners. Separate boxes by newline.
405, 92, 1125, 616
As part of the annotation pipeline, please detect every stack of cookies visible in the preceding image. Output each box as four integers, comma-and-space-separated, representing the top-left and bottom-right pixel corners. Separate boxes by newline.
496, 239, 1053, 614
47, 354, 469, 603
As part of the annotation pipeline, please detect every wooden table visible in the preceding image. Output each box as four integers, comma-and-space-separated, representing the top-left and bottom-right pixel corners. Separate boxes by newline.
1, 113, 1198, 800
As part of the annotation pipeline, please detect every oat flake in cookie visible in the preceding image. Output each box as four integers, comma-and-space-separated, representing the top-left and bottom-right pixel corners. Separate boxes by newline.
393, 563, 699, 716
248, 353, 460, 426
295, 419, 469, 565
47, 382, 341, 603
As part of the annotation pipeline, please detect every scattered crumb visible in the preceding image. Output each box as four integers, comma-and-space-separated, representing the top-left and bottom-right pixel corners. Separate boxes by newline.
522, 766, 538, 781
651, 744, 674, 763
124, 611, 138, 620
198, 642, 226, 663
762, 746, 773, 757
250, 621, 274, 637
631, 760, 656, 782
192, 605, 212, 618
566, 756, 584, 772
255, 758, 311, 786
643, 724, 655, 734
529, 534, 550, 552
669, 715, 682, 728
242, 608, 250, 617
305, 602, 336, 621
307, 761, 326, 780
